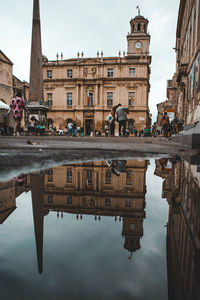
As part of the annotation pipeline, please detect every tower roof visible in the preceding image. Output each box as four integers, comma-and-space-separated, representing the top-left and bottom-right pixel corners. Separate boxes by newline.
131, 15, 149, 23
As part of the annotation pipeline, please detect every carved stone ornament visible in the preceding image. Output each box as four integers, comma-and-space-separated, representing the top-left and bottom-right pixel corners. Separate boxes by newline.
83, 68, 88, 77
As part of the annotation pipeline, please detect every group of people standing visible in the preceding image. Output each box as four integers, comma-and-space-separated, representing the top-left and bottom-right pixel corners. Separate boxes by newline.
107, 104, 129, 136
7, 92, 179, 139
160, 112, 170, 137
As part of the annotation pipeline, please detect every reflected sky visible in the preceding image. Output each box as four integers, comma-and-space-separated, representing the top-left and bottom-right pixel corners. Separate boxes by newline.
0, 160, 169, 300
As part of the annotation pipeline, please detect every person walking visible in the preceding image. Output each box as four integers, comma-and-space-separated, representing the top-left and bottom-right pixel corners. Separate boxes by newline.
116, 104, 128, 136
10, 92, 29, 135
160, 112, 170, 137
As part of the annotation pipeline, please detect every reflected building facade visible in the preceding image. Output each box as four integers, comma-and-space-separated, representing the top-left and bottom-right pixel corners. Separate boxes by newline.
155, 158, 200, 300
0, 180, 16, 224
43, 160, 148, 258
28, 160, 148, 272
0, 176, 30, 224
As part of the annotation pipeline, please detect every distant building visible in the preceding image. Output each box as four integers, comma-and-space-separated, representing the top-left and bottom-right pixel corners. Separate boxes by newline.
0, 50, 29, 105
157, 75, 178, 124
0, 50, 29, 130
0, 50, 13, 104
170, 0, 200, 124
43, 13, 151, 134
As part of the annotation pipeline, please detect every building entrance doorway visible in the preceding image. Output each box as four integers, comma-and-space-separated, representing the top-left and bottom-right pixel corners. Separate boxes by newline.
85, 119, 93, 135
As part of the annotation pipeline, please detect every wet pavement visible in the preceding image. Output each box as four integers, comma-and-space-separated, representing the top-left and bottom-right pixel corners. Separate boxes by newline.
1, 135, 199, 182
0, 157, 200, 300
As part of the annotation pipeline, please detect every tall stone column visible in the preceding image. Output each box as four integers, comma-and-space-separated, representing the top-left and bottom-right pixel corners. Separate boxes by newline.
75, 85, 79, 107
95, 84, 98, 106
29, 0, 43, 104
100, 84, 103, 107
80, 85, 84, 107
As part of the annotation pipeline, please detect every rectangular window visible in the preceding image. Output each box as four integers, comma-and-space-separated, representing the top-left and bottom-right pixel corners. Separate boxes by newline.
126, 199, 131, 208
107, 92, 113, 106
66, 169, 72, 183
67, 69, 73, 78
87, 170, 92, 183
67, 92, 72, 106
105, 198, 111, 206
88, 93, 93, 106
47, 93, 52, 106
105, 170, 111, 184
67, 196, 72, 204
48, 195, 53, 203
47, 169, 53, 182
126, 172, 132, 185
47, 70, 52, 79
129, 68, 136, 77
129, 92, 135, 106
107, 68, 114, 77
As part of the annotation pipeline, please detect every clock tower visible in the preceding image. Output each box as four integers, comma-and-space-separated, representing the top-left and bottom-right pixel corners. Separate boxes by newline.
127, 13, 150, 55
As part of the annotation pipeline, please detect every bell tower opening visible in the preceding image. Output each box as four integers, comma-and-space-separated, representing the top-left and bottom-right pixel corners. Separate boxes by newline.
126, 9, 150, 56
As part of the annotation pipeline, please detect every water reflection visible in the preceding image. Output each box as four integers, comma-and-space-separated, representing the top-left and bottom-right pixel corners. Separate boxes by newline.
155, 157, 200, 300
0, 160, 149, 272
0, 175, 29, 224
0, 157, 200, 299
42, 160, 148, 271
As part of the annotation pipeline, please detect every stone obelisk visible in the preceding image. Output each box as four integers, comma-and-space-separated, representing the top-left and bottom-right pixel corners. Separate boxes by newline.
29, 0, 43, 103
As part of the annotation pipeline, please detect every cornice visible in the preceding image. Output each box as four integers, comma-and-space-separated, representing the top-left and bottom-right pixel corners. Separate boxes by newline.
44, 77, 149, 84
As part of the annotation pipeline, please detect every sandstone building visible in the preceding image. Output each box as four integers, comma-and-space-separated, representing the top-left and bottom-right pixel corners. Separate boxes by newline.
43, 13, 151, 134
156, 75, 178, 124
0, 50, 29, 105
0, 50, 13, 104
167, 0, 200, 124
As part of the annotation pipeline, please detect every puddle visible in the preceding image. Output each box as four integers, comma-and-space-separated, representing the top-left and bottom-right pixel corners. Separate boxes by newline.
0, 158, 200, 299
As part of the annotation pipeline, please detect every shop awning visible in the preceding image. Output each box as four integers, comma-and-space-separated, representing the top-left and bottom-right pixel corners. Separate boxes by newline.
0, 100, 10, 111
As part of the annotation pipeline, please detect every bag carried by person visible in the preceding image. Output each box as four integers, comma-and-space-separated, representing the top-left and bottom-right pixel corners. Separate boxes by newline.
107, 114, 113, 122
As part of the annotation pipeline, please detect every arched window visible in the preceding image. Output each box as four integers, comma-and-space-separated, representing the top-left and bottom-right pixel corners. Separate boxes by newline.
143, 24, 146, 33
132, 24, 135, 33
66, 118, 73, 125
137, 23, 141, 32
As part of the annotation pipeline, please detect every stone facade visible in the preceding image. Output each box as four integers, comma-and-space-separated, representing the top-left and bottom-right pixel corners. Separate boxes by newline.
157, 75, 178, 124
173, 0, 200, 124
43, 14, 151, 134
0, 50, 29, 104
0, 50, 29, 130
0, 50, 13, 105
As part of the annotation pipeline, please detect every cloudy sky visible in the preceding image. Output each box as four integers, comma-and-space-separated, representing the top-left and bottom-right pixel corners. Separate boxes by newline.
0, 0, 180, 121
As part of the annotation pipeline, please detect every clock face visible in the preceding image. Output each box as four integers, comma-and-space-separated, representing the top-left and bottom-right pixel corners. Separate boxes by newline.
135, 42, 142, 49
129, 224, 135, 230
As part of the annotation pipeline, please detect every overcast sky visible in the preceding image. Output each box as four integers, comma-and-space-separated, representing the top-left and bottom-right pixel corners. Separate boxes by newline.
0, 0, 180, 122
